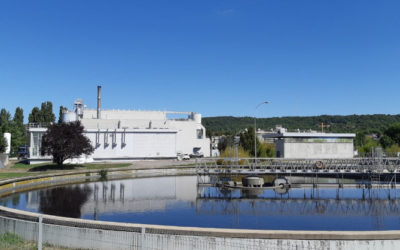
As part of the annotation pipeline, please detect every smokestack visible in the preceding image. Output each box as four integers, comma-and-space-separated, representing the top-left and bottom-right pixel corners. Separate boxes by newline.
97, 86, 101, 119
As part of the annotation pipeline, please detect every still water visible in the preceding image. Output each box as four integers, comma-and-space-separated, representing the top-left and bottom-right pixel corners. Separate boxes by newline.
1, 175, 400, 231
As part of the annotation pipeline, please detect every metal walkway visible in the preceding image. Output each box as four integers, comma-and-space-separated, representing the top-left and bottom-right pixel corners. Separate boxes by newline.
195, 157, 400, 176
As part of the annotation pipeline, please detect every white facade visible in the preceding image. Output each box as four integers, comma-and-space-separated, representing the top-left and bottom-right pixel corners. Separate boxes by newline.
28, 100, 210, 162
85, 129, 178, 160
264, 128, 356, 159
3, 133, 11, 154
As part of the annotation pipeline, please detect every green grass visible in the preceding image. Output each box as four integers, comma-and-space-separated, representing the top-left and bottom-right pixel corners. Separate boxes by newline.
12, 162, 131, 172
81, 163, 131, 170
0, 163, 131, 181
0, 232, 35, 250
0, 232, 79, 249
0, 172, 38, 180
0, 232, 24, 245
12, 163, 37, 170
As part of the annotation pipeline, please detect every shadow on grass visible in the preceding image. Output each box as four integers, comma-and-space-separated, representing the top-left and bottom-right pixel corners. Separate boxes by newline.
28, 164, 84, 172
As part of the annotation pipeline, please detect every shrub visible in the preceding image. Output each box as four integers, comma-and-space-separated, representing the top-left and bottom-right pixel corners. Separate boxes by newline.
99, 169, 108, 181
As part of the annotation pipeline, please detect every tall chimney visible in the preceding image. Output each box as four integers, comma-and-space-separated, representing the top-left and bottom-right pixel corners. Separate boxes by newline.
97, 86, 101, 119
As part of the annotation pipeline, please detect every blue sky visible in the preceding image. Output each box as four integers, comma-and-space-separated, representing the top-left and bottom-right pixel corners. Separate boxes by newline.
1, 0, 400, 121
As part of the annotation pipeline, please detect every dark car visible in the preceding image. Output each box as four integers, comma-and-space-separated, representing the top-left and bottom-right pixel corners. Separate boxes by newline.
17, 145, 29, 159
189, 152, 204, 158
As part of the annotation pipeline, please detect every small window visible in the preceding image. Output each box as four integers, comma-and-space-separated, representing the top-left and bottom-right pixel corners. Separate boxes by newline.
196, 129, 204, 139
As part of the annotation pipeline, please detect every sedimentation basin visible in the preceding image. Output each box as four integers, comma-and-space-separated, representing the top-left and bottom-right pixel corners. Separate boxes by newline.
0, 166, 400, 250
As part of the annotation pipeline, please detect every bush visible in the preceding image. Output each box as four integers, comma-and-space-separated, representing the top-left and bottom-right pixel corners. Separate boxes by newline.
218, 146, 250, 165
220, 146, 250, 158
358, 137, 379, 155
257, 143, 275, 158
385, 144, 400, 156
99, 169, 108, 181
380, 135, 394, 149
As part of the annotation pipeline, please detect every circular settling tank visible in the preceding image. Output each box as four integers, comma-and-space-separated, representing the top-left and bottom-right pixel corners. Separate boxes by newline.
2, 175, 400, 231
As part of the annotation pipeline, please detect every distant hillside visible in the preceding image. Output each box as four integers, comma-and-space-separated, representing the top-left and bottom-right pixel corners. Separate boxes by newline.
202, 114, 400, 135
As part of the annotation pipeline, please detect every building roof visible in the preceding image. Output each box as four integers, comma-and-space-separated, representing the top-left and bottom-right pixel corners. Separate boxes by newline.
264, 131, 355, 138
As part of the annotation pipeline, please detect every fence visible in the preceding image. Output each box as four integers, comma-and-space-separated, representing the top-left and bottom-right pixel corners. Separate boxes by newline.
1, 212, 399, 250
195, 157, 400, 175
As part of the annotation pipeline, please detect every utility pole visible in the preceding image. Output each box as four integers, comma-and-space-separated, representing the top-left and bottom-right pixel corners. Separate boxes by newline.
254, 101, 269, 164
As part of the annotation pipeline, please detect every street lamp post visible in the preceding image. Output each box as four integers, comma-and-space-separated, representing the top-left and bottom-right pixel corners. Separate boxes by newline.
254, 101, 269, 165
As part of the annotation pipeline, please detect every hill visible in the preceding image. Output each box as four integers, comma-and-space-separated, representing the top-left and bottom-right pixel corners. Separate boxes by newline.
202, 114, 400, 135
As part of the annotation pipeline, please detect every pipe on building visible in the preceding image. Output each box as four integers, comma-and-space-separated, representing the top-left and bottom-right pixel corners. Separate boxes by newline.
97, 86, 101, 119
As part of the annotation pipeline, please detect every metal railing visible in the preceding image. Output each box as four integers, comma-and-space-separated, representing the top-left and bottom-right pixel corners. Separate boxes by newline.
195, 157, 400, 175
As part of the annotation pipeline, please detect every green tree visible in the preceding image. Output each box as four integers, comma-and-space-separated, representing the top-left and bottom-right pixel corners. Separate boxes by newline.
354, 132, 367, 148
218, 135, 235, 152
28, 107, 41, 123
358, 137, 378, 156
380, 135, 394, 149
41, 121, 94, 166
9, 107, 26, 154
40, 101, 55, 124
0, 134, 7, 153
28, 101, 56, 125
383, 123, 400, 145
0, 109, 11, 133
58, 106, 67, 124
13, 107, 24, 126
239, 127, 256, 156
202, 114, 400, 136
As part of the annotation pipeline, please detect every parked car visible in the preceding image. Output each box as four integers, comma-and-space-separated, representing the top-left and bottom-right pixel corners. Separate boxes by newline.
190, 152, 204, 158
177, 152, 190, 161
17, 145, 29, 159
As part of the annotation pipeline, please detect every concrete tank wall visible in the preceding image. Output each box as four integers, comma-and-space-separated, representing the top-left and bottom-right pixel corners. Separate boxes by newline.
1, 169, 400, 250
1, 211, 400, 250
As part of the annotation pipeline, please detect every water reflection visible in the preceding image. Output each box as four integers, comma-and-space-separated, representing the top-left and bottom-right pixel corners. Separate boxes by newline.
39, 185, 92, 218
2, 176, 400, 230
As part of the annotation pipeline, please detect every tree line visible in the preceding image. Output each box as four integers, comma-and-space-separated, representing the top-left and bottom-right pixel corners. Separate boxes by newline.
0, 101, 57, 155
204, 115, 400, 156
203, 115, 400, 136
218, 126, 276, 158
0, 107, 25, 155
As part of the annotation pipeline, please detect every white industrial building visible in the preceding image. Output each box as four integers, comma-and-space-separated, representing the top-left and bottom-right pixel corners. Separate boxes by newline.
28, 87, 210, 163
263, 127, 355, 159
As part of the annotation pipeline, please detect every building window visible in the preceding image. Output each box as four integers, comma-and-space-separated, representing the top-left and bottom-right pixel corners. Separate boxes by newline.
196, 129, 204, 139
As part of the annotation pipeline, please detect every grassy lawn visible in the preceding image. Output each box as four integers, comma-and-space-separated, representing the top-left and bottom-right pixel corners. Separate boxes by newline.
11, 163, 34, 170
0, 232, 78, 249
12, 162, 132, 172
0, 172, 38, 180
0, 162, 132, 181
0, 232, 28, 250
81, 163, 132, 170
